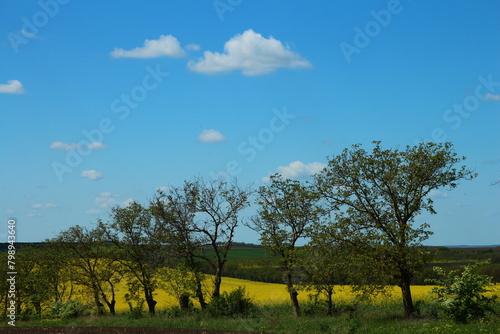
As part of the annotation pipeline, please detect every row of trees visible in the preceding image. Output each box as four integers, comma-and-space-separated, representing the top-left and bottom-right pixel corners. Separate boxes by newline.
3, 141, 476, 318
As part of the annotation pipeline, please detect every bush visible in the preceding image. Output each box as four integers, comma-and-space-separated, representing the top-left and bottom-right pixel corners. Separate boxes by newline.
126, 299, 145, 319
428, 263, 499, 324
50, 299, 88, 319
206, 286, 255, 317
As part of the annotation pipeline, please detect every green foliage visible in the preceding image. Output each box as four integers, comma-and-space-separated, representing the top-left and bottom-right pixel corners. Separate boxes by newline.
206, 286, 255, 317
428, 263, 499, 323
313, 141, 476, 317
126, 299, 145, 319
50, 299, 89, 319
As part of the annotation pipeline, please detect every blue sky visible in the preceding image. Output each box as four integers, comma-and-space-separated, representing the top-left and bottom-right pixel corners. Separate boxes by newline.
1, 0, 499, 245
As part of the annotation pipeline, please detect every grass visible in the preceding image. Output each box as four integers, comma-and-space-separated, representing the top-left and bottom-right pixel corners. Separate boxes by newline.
9, 301, 500, 333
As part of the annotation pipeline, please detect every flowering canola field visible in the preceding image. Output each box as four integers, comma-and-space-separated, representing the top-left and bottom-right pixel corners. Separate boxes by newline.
112, 276, 436, 313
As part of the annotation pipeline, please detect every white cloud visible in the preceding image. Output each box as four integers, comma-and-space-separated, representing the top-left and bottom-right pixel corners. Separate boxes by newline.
188, 29, 312, 76
198, 129, 226, 143
185, 43, 201, 51
278, 161, 326, 178
28, 211, 42, 218
50, 141, 107, 150
262, 161, 326, 182
32, 203, 57, 209
484, 93, 500, 102
156, 186, 169, 192
111, 35, 186, 58
94, 192, 133, 208
85, 209, 101, 215
81, 170, 104, 180
50, 141, 80, 150
429, 189, 448, 198
0, 80, 26, 94
19, 29, 42, 39
87, 142, 107, 150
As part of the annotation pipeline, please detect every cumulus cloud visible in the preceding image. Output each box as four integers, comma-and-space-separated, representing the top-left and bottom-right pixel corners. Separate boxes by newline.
50, 141, 107, 150
188, 29, 312, 76
262, 161, 326, 182
111, 35, 186, 58
278, 161, 326, 178
0, 80, 26, 94
156, 186, 170, 192
484, 93, 500, 102
81, 170, 104, 180
198, 129, 226, 143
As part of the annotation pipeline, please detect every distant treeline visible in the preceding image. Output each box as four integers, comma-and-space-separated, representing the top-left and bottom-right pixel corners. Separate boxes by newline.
3, 243, 499, 284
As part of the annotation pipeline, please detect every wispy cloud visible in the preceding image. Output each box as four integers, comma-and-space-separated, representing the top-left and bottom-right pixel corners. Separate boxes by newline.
87, 142, 107, 150
0, 79, 26, 94
483, 93, 500, 102
32, 203, 57, 209
185, 43, 201, 51
28, 211, 42, 218
49, 141, 107, 150
111, 35, 186, 58
198, 129, 226, 143
94, 192, 133, 208
429, 189, 448, 198
81, 170, 104, 180
188, 29, 312, 76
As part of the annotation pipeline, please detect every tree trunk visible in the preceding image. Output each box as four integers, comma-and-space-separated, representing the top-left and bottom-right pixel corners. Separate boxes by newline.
93, 285, 105, 315
400, 279, 415, 317
145, 288, 157, 315
326, 291, 333, 316
212, 268, 222, 298
105, 299, 116, 315
285, 274, 301, 317
195, 280, 207, 309
179, 293, 190, 311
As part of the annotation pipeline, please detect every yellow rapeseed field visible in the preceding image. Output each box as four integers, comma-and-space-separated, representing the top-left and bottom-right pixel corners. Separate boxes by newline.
112, 276, 438, 313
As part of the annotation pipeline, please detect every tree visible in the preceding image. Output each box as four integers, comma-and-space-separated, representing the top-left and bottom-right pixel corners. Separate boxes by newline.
314, 141, 476, 317
150, 184, 208, 309
249, 174, 322, 317
301, 238, 351, 315
14, 244, 73, 317
103, 201, 171, 315
182, 177, 251, 299
52, 224, 122, 315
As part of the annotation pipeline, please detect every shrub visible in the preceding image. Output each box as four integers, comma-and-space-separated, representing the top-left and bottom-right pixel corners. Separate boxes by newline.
428, 263, 499, 324
126, 299, 145, 319
50, 299, 88, 319
206, 286, 255, 317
